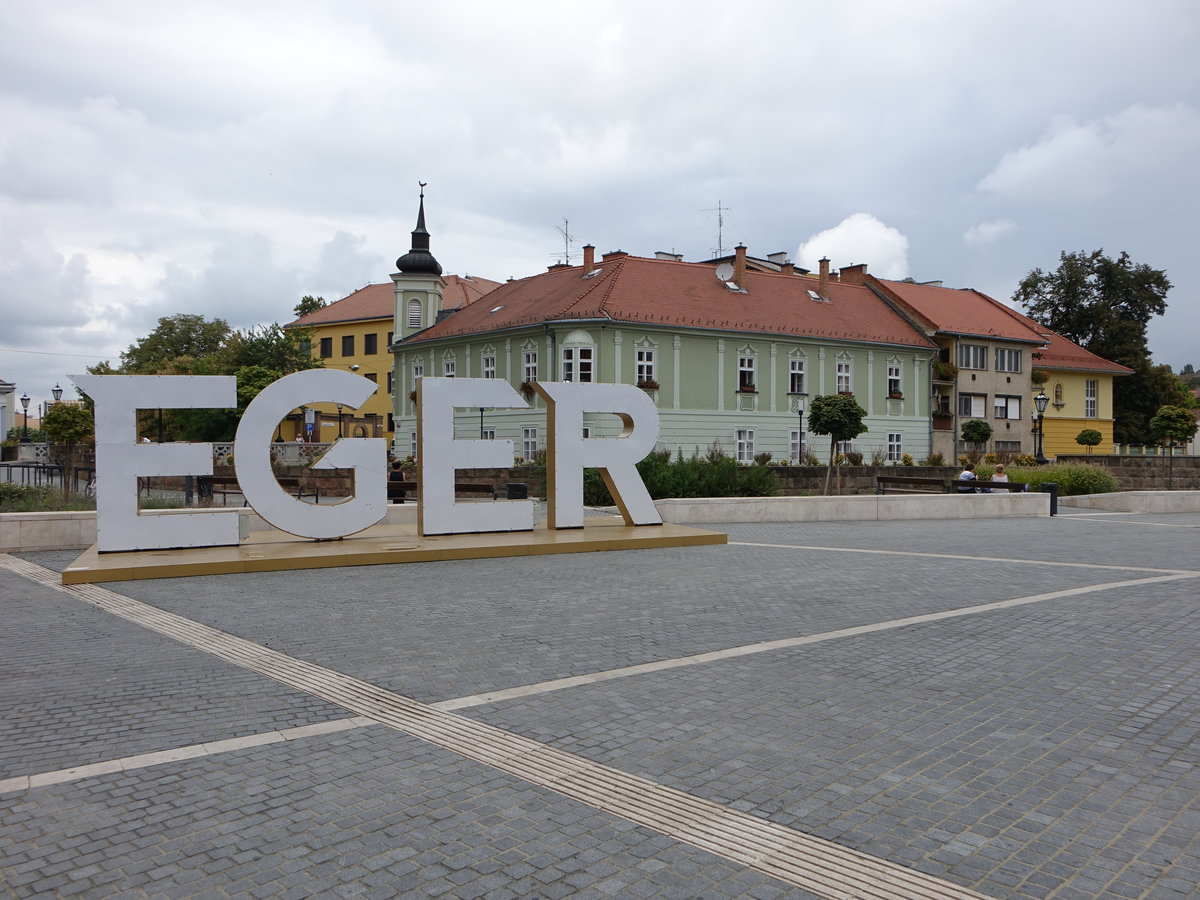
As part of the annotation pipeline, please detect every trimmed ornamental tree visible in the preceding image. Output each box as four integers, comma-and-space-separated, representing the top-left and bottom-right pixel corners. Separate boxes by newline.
1075, 428, 1103, 454
42, 403, 94, 499
960, 419, 993, 458
1148, 405, 1198, 451
807, 393, 868, 495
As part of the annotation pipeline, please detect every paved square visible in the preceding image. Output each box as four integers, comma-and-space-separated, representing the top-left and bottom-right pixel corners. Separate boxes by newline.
2, 508, 1199, 898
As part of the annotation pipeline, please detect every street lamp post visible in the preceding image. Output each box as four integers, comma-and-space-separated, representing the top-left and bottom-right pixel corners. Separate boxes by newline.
1032, 389, 1049, 464
337, 403, 344, 438
19, 392, 30, 442
51, 383, 63, 405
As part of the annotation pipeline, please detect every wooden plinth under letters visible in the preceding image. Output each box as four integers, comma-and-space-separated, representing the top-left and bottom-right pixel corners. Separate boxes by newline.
62, 517, 727, 584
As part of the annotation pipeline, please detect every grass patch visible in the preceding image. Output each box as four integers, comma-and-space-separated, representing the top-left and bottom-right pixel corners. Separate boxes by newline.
0, 482, 96, 512
976, 463, 1117, 496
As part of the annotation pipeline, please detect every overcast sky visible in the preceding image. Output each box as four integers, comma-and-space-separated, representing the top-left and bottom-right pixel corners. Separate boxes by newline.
2, 0, 1198, 413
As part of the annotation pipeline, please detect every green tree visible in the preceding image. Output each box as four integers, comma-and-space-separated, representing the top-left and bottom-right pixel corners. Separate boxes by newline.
808, 394, 867, 495
293, 295, 327, 319
115, 314, 232, 374
1148, 405, 1198, 449
1013, 250, 1173, 443
1075, 428, 1102, 454
42, 404, 94, 499
960, 419, 992, 455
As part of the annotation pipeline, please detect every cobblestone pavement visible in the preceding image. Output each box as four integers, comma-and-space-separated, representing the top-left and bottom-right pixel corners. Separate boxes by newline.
2, 507, 1199, 898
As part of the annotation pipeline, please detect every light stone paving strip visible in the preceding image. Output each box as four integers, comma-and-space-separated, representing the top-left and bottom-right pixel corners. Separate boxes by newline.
0, 553, 992, 900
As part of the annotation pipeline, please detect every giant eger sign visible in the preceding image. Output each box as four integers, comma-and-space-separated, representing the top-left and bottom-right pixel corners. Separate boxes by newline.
73, 372, 662, 553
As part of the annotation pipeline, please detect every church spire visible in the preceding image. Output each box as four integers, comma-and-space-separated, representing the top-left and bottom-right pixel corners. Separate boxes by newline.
395, 182, 443, 275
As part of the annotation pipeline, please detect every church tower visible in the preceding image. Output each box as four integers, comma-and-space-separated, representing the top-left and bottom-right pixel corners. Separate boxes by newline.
392, 184, 445, 342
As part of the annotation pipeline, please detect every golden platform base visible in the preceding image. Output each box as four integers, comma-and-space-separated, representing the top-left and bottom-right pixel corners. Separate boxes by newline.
62, 517, 727, 584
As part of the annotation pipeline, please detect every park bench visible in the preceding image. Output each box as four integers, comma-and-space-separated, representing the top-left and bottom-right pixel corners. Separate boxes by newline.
387, 480, 496, 503
950, 479, 1027, 493
876, 475, 949, 494
197, 475, 320, 506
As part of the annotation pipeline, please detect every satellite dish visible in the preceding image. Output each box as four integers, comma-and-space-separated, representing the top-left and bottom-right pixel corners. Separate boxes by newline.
715, 262, 735, 281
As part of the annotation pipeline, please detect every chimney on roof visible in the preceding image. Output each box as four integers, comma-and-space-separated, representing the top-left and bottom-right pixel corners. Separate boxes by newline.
839, 263, 868, 286
583, 244, 595, 272
780, 261, 795, 275
603, 249, 628, 260
654, 251, 683, 261
818, 257, 830, 296
734, 244, 747, 288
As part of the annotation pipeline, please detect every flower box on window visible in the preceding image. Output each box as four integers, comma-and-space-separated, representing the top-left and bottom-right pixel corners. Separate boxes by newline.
637, 379, 660, 391
737, 384, 757, 393
519, 381, 537, 398
888, 391, 904, 399
837, 390, 854, 396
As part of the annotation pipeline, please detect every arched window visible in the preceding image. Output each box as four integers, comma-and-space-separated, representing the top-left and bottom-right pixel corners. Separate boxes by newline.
408, 298, 422, 329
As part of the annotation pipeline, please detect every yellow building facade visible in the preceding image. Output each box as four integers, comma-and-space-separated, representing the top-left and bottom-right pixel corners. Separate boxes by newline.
1034, 330, 1131, 458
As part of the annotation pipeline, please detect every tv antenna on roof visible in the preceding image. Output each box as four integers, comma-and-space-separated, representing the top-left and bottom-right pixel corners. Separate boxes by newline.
554, 218, 575, 265
704, 200, 730, 258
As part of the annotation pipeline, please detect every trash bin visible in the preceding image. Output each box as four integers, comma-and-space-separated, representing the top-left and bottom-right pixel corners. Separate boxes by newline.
506, 483, 528, 500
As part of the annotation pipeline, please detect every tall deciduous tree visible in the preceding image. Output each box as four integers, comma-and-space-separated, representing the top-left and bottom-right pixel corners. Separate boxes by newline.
293, 295, 327, 318
1149, 405, 1198, 448
1014, 250, 1176, 443
43, 403, 93, 499
808, 393, 867, 496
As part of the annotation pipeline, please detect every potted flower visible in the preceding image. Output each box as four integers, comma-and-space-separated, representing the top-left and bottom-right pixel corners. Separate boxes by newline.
1031, 368, 1049, 386
637, 379, 660, 391
737, 383, 757, 393
888, 390, 904, 399
932, 360, 958, 381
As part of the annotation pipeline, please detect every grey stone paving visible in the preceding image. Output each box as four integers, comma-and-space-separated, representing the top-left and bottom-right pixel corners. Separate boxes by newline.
22, 538, 1163, 706
0, 726, 816, 899
0, 569, 350, 777
4, 509, 1200, 898
469, 578, 1200, 899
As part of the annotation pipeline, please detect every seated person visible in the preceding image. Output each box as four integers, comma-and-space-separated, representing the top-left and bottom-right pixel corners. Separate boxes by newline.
957, 463, 979, 492
991, 464, 1009, 483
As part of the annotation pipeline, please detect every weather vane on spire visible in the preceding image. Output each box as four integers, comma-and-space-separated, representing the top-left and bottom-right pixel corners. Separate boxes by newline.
419, 181, 427, 198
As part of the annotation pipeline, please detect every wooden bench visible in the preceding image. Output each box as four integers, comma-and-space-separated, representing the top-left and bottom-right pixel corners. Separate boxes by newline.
198, 475, 319, 506
387, 480, 496, 503
950, 479, 1027, 493
876, 475, 948, 494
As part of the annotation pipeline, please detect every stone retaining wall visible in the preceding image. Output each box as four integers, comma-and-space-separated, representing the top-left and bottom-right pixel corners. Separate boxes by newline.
1054, 455, 1200, 491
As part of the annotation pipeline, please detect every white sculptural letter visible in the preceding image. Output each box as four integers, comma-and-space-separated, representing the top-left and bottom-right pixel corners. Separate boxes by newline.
73, 374, 240, 552
417, 377, 534, 536
236, 370, 386, 539
535, 381, 662, 529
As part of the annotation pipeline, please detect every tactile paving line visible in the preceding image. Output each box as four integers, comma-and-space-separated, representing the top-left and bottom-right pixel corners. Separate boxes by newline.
3, 554, 996, 900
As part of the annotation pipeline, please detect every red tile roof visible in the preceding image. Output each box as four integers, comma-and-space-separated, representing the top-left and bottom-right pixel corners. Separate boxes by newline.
403, 255, 935, 349
871, 276, 1131, 375
1000, 309, 1134, 376
288, 275, 501, 327
871, 278, 1047, 344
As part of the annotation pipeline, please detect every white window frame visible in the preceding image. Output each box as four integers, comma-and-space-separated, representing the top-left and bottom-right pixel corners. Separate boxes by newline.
636, 348, 655, 385
443, 360, 456, 378
738, 356, 756, 391
995, 348, 1021, 373
562, 346, 593, 383
789, 358, 805, 394
958, 344, 987, 370
994, 394, 1022, 420
887, 362, 902, 396
789, 428, 806, 462
887, 432, 902, 461
735, 428, 755, 463
480, 428, 495, 441
482, 355, 496, 379
958, 393, 986, 417
410, 432, 418, 458
836, 360, 852, 394
1085, 379, 1098, 418
523, 351, 538, 383
522, 427, 539, 461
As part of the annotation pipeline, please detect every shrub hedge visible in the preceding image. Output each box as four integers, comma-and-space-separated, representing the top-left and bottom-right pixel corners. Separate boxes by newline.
583, 449, 778, 506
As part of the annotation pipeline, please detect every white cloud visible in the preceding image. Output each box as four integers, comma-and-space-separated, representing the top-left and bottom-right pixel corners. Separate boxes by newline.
796, 214, 910, 280
977, 103, 1200, 204
963, 219, 1016, 247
